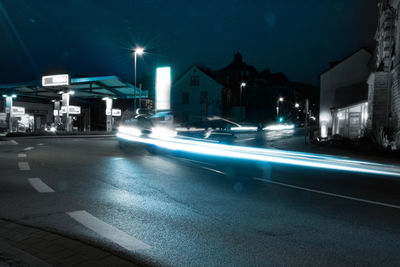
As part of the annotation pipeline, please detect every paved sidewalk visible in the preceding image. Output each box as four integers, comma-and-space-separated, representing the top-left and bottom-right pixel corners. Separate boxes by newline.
0, 219, 140, 267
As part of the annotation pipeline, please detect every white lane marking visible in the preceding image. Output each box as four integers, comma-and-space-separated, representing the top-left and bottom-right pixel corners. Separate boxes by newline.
201, 166, 226, 175
0, 140, 18, 145
236, 137, 256, 143
18, 153, 27, 158
253, 177, 400, 210
24, 147, 34, 151
28, 178, 55, 193
37, 143, 44, 146
67, 210, 151, 251
18, 162, 30, 171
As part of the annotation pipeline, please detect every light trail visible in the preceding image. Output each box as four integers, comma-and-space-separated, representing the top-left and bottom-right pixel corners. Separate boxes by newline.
117, 132, 400, 177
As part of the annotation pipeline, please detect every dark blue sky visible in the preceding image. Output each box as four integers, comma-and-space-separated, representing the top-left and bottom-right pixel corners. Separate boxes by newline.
0, 0, 377, 86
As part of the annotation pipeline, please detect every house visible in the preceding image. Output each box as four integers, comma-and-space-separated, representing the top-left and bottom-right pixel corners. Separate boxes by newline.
172, 66, 224, 122
319, 49, 372, 139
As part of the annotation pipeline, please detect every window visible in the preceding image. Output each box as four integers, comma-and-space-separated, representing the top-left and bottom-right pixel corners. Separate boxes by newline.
190, 75, 199, 86
200, 91, 207, 104
182, 92, 189, 104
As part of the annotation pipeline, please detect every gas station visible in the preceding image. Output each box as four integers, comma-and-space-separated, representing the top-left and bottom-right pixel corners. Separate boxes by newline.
0, 75, 149, 134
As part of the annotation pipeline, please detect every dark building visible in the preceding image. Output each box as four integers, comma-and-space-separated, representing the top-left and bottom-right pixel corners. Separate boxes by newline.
212, 52, 318, 124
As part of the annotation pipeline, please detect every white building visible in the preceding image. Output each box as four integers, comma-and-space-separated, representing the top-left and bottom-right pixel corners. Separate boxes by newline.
319, 49, 372, 139
172, 67, 224, 122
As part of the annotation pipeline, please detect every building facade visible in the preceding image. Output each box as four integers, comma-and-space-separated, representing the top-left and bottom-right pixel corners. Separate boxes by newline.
319, 49, 372, 139
368, 0, 400, 139
172, 67, 223, 122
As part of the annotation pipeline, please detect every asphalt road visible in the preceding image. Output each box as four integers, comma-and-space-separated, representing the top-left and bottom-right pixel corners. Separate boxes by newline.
1, 135, 400, 266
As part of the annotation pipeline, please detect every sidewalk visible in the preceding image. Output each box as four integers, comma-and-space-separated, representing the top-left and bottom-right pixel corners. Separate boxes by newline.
0, 219, 140, 267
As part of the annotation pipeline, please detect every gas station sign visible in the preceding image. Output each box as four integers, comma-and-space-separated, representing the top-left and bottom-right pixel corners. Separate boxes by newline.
12, 106, 25, 115
42, 74, 70, 87
112, 109, 121, 116
60, 105, 81, 115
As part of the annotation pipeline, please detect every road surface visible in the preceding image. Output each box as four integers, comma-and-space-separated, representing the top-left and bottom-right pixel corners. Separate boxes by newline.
0, 135, 400, 266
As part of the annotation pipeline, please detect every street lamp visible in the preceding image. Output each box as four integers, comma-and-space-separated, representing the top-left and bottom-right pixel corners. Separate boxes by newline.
240, 82, 246, 106
134, 47, 144, 111
276, 97, 284, 122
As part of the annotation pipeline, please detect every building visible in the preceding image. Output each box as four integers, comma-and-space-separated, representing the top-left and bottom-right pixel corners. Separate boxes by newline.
319, 49, 372, 139
367, 0, 400, 139
172, 66, 224, 123
214, 52, 317, 123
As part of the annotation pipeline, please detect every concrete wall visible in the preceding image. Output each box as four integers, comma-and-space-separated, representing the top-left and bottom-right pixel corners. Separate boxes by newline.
172, 67, 223, 122
320, 49, 371, 133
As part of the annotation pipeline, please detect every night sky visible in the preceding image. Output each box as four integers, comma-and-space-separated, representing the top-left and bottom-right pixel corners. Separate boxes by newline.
0, 0, 377, 86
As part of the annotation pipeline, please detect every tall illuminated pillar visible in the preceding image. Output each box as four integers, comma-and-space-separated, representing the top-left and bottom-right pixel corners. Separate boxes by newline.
155, 67, 171, 112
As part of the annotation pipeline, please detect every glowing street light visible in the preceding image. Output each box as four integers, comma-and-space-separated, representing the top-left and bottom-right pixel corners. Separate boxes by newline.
240, 82, 246, 106
134, 46, 145, 111
276, 97, 284, 122
295, 103, 300, 108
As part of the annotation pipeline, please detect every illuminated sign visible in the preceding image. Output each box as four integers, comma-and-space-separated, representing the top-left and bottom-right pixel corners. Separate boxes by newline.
60, 105, 81, 115
42, 74, 70, 87
12, 106, 25, 115
156, 67, 171, 110
112, 109, 121, 116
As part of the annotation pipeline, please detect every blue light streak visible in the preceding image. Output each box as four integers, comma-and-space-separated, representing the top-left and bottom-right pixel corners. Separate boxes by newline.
117, 132, 400, 177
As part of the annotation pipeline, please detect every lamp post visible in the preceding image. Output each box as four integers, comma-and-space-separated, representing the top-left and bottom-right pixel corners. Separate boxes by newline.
134, 47, 144, 112
276, 97, 284, 122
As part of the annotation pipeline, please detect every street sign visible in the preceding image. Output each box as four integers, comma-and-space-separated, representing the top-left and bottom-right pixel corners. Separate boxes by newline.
112, 109, 121, 117
42, 74, 69, 87
60, 105, 81, 115
12, 106, 25, 115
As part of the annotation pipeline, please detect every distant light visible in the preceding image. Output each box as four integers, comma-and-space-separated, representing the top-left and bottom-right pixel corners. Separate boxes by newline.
279, 117, 284, 122
264, 124, 294, 131
135, 47, 144, 55
50, 127, 56, 132
241, 82, 246, 87
231, 126, 258, 132
321, 121, 328, 138
295, 103, 300, 108
69, 90, 75, 95
279, 97, 284, 102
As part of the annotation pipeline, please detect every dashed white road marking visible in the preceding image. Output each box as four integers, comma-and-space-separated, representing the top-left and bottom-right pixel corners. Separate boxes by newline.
0, 140, 18, 145
18, 162, 30, 171
67, 210, 151, 251
24, 147, 34, 151
28, 178, 54, 193
201, 166, 226, 175
253, 177, 400, 210
18, 153, 27, 158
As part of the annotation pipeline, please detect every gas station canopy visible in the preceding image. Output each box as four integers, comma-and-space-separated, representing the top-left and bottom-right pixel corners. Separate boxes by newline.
0, 75, 147, 100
